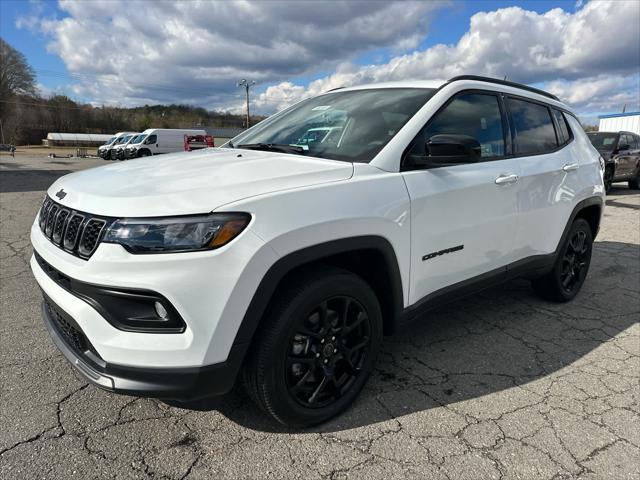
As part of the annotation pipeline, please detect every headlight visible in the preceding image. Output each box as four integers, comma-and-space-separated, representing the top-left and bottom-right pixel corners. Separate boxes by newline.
103, 213, 250, 253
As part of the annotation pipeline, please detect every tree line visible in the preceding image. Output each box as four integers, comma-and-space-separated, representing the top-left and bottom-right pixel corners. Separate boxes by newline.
0, 38, 261, 146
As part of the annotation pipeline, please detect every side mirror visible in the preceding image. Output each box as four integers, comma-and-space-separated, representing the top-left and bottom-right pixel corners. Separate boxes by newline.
417, 134, 482, 166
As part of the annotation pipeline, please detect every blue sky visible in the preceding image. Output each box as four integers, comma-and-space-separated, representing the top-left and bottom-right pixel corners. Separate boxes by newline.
1, 0, 638, 123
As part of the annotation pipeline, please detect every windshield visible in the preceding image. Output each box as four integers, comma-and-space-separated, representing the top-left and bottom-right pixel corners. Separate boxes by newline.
229, 88, 436, 162
118, 135, 132, 144
130, 134, 147, 145
587, 132, 618, 151
103, 137, 116, 146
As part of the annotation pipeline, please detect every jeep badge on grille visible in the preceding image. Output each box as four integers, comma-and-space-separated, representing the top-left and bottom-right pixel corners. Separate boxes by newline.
55, 189, 67, 200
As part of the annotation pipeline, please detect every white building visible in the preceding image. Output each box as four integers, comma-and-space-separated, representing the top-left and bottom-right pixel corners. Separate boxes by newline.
598, 112, 640, 134
43, 133, 113, 147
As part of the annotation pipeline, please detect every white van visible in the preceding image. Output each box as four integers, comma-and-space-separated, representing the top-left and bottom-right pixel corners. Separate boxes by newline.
97, 132, 134, 159
124, 128, 206, 158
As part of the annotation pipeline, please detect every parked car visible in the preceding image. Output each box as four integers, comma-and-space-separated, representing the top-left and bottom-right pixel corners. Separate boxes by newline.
105, 134, 137, 161
587, 131, 640, 191
124, 128, 207, 158
31, 75, 604, 427
293, 126, 343, 150
97, 132, 134, 160
112, 133, 142, 160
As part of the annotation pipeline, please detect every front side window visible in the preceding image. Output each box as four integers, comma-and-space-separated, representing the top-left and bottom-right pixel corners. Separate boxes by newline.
146, 134, 157, 144
404, 92, 505, 167
229, 88, 436, 163
621, 134, 636, 150
507, 97, 558, 155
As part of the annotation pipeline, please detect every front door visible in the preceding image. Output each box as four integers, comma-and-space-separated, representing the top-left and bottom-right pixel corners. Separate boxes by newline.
401, 91, 520, 305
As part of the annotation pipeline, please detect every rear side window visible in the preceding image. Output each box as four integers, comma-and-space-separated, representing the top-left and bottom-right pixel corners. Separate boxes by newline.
552, 109, 572, 145
507, 97, 558, 155
405, 92, 505, 165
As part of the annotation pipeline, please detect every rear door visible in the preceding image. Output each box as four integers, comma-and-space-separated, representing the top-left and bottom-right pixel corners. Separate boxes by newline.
617, 134, 637, 178
402, 91, 521, 304
506, 98, 579, 259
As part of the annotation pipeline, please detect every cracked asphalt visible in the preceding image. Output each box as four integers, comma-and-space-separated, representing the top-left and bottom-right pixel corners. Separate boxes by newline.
1, 154, 639, 480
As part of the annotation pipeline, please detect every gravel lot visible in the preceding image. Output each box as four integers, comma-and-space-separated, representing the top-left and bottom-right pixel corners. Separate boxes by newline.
1, 154, 639, 480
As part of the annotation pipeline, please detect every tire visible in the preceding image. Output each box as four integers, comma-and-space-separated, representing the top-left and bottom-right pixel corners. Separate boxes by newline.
532, 218, 593, 302
139, 150, 150, 157
628, 172, 640, 190
243, 267, 383, 427
109, 150, 117, 160
604, 166, 614, 193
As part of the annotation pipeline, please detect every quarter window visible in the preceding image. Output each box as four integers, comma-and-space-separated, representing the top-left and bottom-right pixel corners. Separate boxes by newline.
507, 98, 558, 154
404, 92, 505, 167
552, 109, 572, 145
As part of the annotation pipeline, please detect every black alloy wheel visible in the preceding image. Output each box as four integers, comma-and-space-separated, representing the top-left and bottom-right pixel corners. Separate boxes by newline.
286, 296, 371, 408
532, 218, 593, 302
243, 267, 382, 427
559, 229, 590, 296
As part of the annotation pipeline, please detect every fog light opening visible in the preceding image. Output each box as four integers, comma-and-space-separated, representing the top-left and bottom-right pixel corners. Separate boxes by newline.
154, 301, 169, 321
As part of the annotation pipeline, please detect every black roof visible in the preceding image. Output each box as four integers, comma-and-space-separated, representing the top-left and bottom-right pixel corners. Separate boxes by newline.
447, 75, 560, 101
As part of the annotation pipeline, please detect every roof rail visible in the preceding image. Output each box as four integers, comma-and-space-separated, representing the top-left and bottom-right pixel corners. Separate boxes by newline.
446, 75, 560, 101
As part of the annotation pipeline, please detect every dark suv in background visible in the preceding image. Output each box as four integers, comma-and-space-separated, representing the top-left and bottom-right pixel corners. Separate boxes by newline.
587, 131, 640, 192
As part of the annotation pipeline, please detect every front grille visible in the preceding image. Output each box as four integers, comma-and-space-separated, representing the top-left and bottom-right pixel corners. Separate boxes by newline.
39, 197, 112, 260
44, 298, 101, 360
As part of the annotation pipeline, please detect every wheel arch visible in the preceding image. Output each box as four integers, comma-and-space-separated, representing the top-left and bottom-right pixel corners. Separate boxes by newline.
557, 196, 604, 252
233, 236, 404, 352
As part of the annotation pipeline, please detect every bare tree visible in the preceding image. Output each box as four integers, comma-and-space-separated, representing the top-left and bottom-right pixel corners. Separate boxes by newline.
0, 38, 38, 143
0, 38, 37, 100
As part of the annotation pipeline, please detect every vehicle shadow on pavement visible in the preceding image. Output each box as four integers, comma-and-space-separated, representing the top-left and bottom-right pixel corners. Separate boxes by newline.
0, 170, 74, 193
168, 239, 639, 433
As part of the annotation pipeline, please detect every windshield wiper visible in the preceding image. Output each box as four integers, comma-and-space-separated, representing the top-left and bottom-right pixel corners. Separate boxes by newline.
236, 143, 305, 155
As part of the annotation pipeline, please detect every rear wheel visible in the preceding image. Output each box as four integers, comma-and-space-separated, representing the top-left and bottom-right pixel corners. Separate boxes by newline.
243, 267, 382, 427
532, 218, 593, 302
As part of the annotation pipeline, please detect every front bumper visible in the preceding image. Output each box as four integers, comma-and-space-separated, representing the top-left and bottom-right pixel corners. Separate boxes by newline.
41, 293, 243, 399
30, 215, 277, 368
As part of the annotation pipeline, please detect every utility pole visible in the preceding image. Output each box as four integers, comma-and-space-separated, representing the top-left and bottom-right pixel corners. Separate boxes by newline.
237, 79, 256, 128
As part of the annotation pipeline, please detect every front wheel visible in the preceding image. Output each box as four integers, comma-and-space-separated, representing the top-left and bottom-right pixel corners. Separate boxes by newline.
243, 267, 382, 427
604, 166, 614, 193
628, 172, 640, 190
532, 218, 593, 302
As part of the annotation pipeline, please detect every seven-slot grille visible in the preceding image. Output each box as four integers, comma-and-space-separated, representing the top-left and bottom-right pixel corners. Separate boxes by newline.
39, 197, 111, 259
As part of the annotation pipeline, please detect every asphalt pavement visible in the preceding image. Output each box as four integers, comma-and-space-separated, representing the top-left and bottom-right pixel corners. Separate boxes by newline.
1, 153, 638, 479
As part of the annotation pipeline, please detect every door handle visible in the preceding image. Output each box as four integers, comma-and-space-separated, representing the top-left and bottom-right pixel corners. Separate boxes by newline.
495, 174, 519, 185
562, 163, 579, 172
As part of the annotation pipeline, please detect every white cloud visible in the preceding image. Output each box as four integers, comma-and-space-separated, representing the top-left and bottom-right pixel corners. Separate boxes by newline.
252, 1, 640, 117
26, 0, 444, 107
20, 0, 640, 120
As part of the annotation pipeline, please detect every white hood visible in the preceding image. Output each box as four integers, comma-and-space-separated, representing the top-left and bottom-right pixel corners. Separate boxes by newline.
47, 148, 354, 217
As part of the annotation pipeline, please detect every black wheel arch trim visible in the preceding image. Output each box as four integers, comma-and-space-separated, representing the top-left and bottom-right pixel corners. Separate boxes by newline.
232, 235, 404, 349
555, 196, 604, 249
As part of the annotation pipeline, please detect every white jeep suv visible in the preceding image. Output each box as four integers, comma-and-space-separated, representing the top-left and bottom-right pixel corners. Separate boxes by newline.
31, 76, 604, 427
